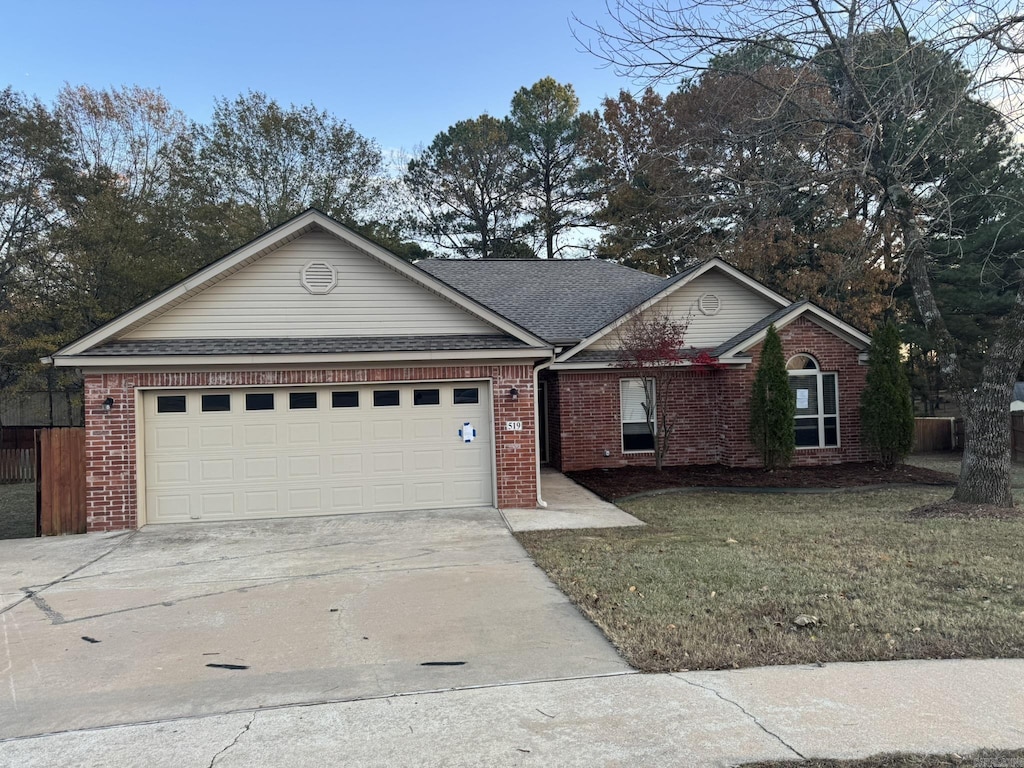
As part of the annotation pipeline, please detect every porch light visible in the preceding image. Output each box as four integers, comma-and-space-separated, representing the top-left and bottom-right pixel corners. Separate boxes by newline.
509, 387, 519, 401
103, 397, 115, 412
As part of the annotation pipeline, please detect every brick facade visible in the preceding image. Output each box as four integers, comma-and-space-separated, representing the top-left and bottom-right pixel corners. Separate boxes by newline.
549, 317, 869, 472
84, 364, 536, 532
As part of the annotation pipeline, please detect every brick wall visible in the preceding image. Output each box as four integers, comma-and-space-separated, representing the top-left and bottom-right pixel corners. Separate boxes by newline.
553, 368, 724, 471
719, 317, 869, 467
83, 364, 536, 532
552, 318, 868, 472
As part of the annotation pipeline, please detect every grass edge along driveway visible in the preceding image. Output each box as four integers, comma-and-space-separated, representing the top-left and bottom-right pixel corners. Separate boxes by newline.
516, 488, 1024, 672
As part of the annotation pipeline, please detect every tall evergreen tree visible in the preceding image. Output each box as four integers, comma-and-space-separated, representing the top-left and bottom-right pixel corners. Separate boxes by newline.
861, 321, 915, 467
749, 325, 795, 470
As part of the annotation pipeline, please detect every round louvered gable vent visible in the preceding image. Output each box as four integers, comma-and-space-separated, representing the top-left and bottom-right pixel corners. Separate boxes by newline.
301, 261, 337, 295
697, 293, 721, 316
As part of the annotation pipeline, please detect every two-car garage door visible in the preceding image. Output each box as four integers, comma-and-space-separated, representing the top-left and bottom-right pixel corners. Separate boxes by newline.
142, 381, 492, 524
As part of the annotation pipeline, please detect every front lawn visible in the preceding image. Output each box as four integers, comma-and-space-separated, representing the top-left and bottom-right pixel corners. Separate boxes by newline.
516, 488, 1024, 672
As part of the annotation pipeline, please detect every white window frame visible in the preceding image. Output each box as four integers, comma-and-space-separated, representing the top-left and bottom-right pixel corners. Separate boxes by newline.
787, 355, 840, 449
620, 377, 656, 454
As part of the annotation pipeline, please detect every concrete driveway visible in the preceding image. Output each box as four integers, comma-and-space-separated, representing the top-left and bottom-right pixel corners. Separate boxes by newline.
0, 508, 630, 739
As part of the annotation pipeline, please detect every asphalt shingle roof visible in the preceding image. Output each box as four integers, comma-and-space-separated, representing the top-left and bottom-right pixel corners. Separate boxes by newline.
82, 335, 532, 356
416, 259, 671, 344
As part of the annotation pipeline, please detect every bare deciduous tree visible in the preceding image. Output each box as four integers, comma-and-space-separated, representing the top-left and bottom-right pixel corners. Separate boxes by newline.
579, 0, 1024, 506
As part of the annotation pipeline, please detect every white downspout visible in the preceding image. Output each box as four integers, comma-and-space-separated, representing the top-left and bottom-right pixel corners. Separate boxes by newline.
534, 352, 557, 508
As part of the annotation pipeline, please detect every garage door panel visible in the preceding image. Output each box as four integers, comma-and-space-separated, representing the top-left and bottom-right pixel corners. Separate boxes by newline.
152, 494, 191, 522
199, 459, 234, 483
372, 484, 404, 507
412, 418, 444, 439
331, 486, 364, 509
152, 460, 190, 485
452, 479, 487, 503
200, 493, 234, 518
371, 451, 404, 473
371, 420, 404, 441
287, 455, 320, 478
243, 424, 277, 447
244, 490, 279, 515
331, 453, 362, 475
153, 426, 190, 451
412, 449, 444, 471
330, 422, 362, 443
198, 425, 234, 448
286, 422, 321, 445
288, 487, 321, 513
144, 381, 494, 524
244, 457, 279, 481
413, 482, 445, 504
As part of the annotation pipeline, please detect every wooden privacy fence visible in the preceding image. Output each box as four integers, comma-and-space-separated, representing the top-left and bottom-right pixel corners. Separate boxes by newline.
913, 417, 960, 452
0, 449, 34, 482
36, 428, 86, 536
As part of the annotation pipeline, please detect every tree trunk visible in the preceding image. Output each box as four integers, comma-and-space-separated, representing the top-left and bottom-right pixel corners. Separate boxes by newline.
954, 395, 1014, 507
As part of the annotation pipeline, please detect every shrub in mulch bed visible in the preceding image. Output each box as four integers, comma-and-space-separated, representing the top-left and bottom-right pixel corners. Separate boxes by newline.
567, 462, 957, 502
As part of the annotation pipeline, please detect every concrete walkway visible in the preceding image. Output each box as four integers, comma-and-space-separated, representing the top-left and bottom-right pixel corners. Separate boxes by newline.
501, 468, 644, 532
1, 658, 1021, 766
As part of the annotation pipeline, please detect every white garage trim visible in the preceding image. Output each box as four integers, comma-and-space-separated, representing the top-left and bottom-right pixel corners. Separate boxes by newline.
138, 380, 495, 525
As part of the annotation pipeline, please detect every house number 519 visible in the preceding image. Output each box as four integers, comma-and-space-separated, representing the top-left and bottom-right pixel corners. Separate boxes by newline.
505, 421, 523, 431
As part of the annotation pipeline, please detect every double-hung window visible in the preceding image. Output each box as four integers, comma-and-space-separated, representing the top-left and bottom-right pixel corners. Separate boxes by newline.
621, 378, 655, 452
787, 354, 839, 448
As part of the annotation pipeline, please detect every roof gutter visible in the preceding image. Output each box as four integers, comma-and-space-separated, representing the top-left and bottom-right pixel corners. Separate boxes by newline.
533, 351, 557, 509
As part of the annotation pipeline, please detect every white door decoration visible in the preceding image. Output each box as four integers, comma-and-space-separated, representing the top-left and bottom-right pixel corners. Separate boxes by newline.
459, 423, 477, 443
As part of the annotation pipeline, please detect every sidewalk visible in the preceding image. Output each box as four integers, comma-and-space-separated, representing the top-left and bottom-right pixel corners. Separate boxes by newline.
501, 468, 644, 532
2, 658, 1021, 767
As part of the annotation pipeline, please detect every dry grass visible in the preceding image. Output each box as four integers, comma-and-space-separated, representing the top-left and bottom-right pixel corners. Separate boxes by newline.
742, 748, 1024, 767
517, 488, 1024, 672
0, 482, 36, 539
906, 453, 1024, 489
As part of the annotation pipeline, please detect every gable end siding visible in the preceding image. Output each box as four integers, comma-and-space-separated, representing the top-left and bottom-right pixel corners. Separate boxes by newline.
591, 271, 780, 351
123, 232, 498, 340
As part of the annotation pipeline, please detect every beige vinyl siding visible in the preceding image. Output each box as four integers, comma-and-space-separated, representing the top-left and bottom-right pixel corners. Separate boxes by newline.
124, 232, 497, 339
592, 270, 781, 350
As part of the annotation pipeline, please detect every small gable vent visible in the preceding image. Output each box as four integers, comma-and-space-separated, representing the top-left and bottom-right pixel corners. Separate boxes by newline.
697, 293, 721, 316
301, 261, 337, 295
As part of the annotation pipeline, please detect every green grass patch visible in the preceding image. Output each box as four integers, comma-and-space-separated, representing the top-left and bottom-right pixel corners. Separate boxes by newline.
516, 489, 1024, 672
742, 749, 1024, 767
0, 482, 36, 539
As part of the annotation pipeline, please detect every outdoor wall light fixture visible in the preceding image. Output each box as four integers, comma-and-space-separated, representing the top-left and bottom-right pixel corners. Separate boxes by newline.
509, 387, 519, 401
102, 397, 115, 412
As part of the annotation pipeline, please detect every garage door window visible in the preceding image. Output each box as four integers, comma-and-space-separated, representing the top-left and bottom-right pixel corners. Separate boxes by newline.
246, 392, 275, 411
454, 387, 479, 404
289, 392, 317, 410
157, 395, 187, 414
332, 391, 359, 408
414, 388, 440, 406
201, 394, 231, 412
373, 389, 400, 407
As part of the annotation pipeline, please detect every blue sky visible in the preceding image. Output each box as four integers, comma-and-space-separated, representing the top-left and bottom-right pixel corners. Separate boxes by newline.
2, 0, 639, 153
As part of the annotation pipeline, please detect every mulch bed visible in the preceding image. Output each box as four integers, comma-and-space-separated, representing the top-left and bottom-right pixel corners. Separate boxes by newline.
907, 499, 1021, 520
567, 462, 957, 501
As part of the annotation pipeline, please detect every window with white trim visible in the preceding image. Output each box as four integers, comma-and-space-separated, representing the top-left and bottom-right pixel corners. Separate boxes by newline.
621, 378, 655, 452
787, 354, 839, 448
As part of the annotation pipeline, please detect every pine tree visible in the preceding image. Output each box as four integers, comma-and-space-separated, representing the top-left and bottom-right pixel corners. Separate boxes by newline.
749, 325, 795, 470
861, 321, 915, 467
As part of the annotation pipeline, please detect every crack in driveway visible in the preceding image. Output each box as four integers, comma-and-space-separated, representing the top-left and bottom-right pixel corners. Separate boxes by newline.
16, 556, 532, 626
1, 532, 137, 621
675, 676, 805, 760
208, 712, 257, 767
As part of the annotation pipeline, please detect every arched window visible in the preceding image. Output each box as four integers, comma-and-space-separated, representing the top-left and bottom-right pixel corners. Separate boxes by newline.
787, 354, 839, 448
